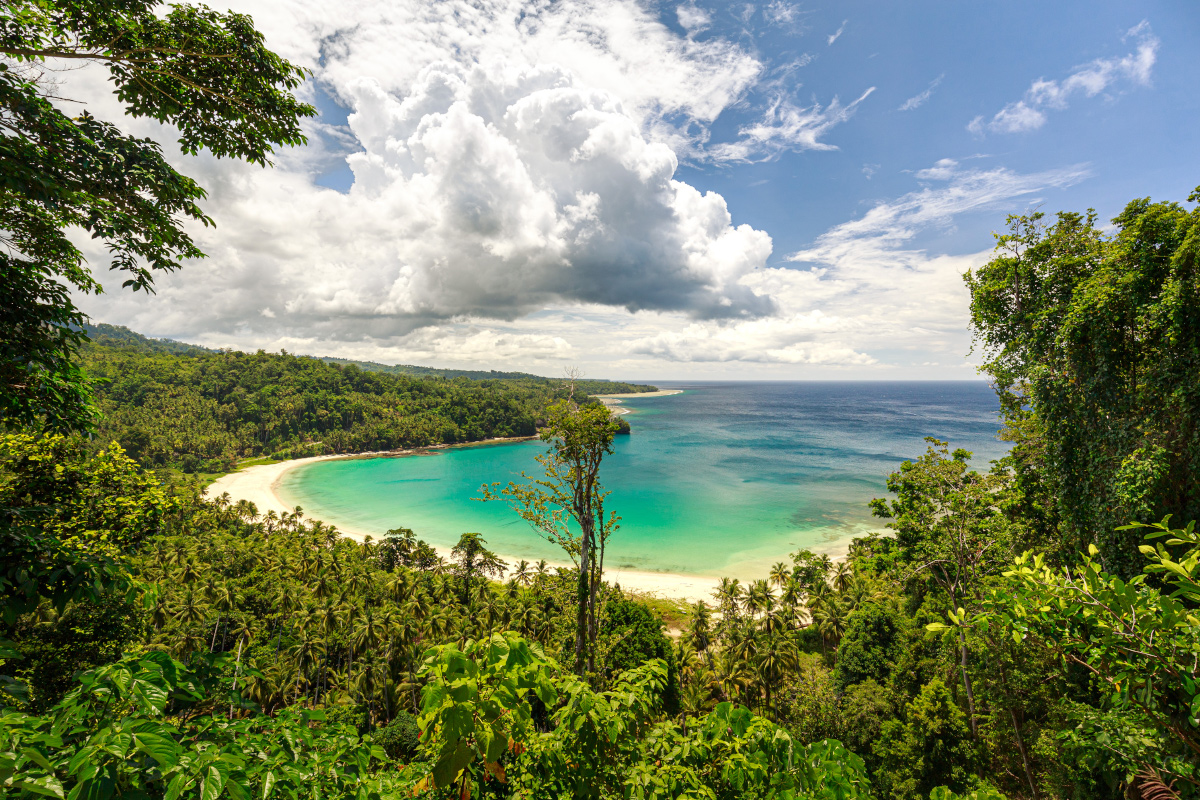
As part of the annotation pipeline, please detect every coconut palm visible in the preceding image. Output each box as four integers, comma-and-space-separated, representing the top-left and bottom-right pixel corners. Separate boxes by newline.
715, 577, 743, 618
173, 588, 208, 626
229, 619, 255, 715
831, 560, 853, 593
288, 634, 326, 703
209, 581, 243, 651
769, 561, 791, 589
688, 601, 712, 654
754, 635, 799, 719
812, 597, 848, 653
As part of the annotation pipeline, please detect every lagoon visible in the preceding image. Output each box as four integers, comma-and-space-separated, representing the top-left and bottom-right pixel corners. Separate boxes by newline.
277, 381, 1007, 579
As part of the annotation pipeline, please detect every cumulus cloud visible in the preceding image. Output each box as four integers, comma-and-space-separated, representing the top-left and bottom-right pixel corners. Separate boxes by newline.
615, 160, 1090, 369
75, 0, 815, 346
898, 74, 943, 111
86, 61, 777, 343
969, 21, 1158, 135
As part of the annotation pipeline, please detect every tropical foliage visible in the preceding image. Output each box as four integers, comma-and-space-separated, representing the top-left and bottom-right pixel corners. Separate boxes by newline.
78, 338, 642, 474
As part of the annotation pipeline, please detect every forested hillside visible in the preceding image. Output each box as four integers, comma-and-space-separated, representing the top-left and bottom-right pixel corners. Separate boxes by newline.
78, 325, 645, 473
83, 323, 657, 391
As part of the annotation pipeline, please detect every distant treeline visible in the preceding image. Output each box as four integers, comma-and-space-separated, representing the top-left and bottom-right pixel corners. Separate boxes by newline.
83, 324, 656, 392
80, 324, 647, 473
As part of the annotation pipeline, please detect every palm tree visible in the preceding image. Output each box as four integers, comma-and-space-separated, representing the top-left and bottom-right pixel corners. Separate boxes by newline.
715, 577, 743, 619
513, 560, 532, 587
210, 581, 243, 651
387, 570, 415, 604
688, 601, 712, 654
230, 620, 255, 716
709, 649, 751, 705
813, 597, 848, 654
745, 579, 774, 618
769, 562, 791, 589
831, 560, 853, 593
288, 633, 326, 704
780, 579, 805, 627
754, 635, 799, 719
173, 588, 208, 626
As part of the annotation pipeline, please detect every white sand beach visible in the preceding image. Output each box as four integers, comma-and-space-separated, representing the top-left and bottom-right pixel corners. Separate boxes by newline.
594, 389, 684, 399
595, 389, 683, 417
205, 449, 720, 604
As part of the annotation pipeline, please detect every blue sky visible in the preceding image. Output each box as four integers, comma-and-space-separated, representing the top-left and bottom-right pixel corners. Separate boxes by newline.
77, 0, 1200, 379
666, 1, 1198, 261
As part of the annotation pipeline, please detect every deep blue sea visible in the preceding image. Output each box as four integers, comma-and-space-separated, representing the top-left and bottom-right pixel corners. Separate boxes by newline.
278, 382, 1007, 578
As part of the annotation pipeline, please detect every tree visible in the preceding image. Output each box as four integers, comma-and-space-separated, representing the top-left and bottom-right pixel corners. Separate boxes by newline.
870, 438, 1013, 734
448, 532, 506, 606
968, 518, 1200, 792
483, 398, 620, 676
0, 433, 176, 621
875, 678, 976, 800
0, 0, 313, 431
835, 602, 905, 691
965, 191, 1200, 576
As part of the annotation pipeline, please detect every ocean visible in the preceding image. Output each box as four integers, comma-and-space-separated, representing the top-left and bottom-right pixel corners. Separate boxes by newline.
276, 381, 1007, 579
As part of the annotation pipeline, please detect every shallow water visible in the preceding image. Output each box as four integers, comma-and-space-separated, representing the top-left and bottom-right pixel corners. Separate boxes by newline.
277, 381, 1007, 578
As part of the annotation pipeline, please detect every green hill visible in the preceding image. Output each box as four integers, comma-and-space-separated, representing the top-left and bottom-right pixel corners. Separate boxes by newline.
81, 323, 656, 394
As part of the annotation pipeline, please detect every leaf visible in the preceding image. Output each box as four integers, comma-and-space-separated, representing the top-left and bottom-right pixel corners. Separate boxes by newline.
224, 779, 250, 800
201, 766, 226, 800
13, 776, 66, 799
259, 770, 277, 800
133, 732, 179, 768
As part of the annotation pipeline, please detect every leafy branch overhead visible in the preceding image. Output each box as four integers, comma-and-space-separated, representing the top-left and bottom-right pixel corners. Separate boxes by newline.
0, 0, 315, 432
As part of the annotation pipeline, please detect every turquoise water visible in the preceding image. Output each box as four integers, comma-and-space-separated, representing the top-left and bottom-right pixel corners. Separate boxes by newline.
277, 382, 1007, 578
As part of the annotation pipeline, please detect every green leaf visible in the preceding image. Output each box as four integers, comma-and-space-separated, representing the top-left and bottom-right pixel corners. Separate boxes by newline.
201, 765, 226, 800
13, 776, 66, 799
133, 732, 179, 768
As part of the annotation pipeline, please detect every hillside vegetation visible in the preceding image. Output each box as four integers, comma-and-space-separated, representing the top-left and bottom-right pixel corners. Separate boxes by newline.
79, 324, 646, 473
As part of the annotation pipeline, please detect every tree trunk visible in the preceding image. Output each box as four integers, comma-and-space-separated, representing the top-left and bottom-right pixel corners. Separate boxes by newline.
575, 508, 592, 677
230, 638, 244, 717
997, 658, 1037, 797
958, 626, 979, 737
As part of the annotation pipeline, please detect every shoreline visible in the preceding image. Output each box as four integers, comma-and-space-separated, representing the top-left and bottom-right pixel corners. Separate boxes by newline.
595, 388, 683, 417
204, 437, 723, 604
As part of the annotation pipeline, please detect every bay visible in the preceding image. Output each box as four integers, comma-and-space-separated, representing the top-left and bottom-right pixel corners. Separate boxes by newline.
277, 381, 1007, 578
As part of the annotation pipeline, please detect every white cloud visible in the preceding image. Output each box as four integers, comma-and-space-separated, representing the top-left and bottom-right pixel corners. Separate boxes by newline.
75, 0, 806, 346
708, 87, 876, 162
631, 313, 874, 364
763, 2, 802, 28
676, 3, 711, 34
914, 158, 958, 181
614, 160, 1090, 370
827, 19, 848, 45
970, 21, 1158, 135
898, 73, 943, 111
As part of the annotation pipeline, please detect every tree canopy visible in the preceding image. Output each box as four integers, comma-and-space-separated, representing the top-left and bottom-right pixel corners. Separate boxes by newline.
0, 0, 314, 432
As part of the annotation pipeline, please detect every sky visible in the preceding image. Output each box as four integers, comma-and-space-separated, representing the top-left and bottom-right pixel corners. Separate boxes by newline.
70, 0, 1200, 380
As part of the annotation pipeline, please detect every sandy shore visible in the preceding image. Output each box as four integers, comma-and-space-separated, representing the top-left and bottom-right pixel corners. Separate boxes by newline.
204, 445, 721, 604
594, 389, 684, 399
595, 389, 683, 417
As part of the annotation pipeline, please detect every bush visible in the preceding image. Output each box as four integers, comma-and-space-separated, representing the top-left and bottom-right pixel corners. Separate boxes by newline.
375, 711, 421, 762
835, 602, 904, 690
